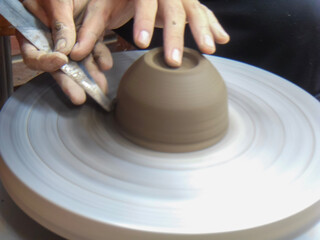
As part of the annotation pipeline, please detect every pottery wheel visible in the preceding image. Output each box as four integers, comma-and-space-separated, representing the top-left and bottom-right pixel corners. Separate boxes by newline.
0, 51, 320, 240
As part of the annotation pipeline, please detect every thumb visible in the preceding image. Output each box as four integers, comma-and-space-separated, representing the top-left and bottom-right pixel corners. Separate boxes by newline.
46, 0, 76, 55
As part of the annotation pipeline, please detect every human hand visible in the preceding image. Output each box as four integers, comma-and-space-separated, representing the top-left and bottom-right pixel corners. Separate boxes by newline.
18, 0, 229, 104
138, 0, 230, 67
52, 0, 229, 67
18, 0, 114, 104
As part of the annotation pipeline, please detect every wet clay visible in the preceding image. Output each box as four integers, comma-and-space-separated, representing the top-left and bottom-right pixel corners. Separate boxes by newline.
114, 47, 229, 152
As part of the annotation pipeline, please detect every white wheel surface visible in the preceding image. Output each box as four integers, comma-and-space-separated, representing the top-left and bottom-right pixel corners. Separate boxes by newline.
0, 51, 320, 240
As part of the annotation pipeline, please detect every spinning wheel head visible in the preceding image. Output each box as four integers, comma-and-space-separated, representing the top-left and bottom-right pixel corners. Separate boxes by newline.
114, 47, 229, 152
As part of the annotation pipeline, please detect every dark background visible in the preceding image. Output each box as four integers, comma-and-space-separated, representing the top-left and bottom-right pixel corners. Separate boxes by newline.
115, 0, 320, 98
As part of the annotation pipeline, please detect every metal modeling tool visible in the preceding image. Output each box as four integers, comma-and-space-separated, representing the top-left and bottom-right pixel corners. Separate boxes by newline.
0, 0, 112, 111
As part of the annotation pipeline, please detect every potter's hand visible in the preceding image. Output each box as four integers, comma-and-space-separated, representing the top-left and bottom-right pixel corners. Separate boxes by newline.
18, 0, 115, 104
18, 0, 229, 104
17, 31, 111, 105
20, 0, 229, 65
150, 0, 230, 67
59, 0, 229, 66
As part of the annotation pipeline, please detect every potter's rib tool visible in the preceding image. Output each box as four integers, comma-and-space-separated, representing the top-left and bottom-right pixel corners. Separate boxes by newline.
0, 0, 112, 111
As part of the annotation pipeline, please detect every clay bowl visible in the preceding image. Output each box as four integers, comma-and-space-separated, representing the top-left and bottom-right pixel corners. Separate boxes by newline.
114, 47, 228, 152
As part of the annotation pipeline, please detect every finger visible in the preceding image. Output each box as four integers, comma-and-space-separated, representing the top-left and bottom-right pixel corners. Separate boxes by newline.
159, 0, 186, 67
73, 0, 91, 18
70, 0, 109, 61
23, 0, 50, 27
93, 41, 113, 71
201, 5, 230, 44
45, 0, 76, 54
83, 54, 108, 95
17, 32, 68, 72
183, 0, 215, 54
133, 0, 158, 48
104, 1, 135, 29
154, 10, 164, 28
52, 71, 87, 105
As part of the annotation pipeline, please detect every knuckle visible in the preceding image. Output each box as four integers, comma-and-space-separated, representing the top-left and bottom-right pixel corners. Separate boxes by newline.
54, 21, 66, 32
87, 31, 101, 43
196, 24, 210, 31
167, 4, 186, 20
168, 34, 184, 44
136, 17, 155, 29
87, 1, 99, 12
176, 8, 187, 20
23, 57, 37, 70
21, 52, 39, 70
53, 21, 73, 36
190, 1, 202, 11
93, 43, 106, 55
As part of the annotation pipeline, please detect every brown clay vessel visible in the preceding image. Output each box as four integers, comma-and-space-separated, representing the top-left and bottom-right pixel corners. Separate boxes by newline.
114, 47, 228, 152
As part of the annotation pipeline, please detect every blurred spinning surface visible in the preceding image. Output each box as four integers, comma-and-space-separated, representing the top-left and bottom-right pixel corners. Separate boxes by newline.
0, 51, 320, 240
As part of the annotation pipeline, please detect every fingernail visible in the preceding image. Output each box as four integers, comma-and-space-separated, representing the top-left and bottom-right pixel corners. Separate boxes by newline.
73, 42, 80, 50
55, 39, 66, 52
171, 48, 181, 64
204, 34, 214, 48
138, 30, 150, 47
71, 42, 81, 55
